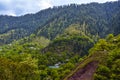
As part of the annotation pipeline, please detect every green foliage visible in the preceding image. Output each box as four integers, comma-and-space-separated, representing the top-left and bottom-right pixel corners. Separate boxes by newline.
0, 1, 120, 80
0, 32, 84, 80
0, 56, 40, 80
91, 34, 120, 80
37, 1, 120, 40
0, 1, 120, 45
43, 29, 94, 56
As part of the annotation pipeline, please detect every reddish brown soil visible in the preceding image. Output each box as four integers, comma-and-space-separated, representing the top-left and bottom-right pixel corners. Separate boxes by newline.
67, 61, 98, 80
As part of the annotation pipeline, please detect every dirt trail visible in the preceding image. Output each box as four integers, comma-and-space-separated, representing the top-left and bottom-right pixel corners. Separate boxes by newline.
67, 61, 98, 80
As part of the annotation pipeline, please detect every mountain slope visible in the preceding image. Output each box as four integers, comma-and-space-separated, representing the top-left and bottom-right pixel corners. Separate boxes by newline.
0, 7, 64, 44
64, 34, 120, 80
37, 1, 120, 39
67, 61, 98, 80
0, 1, 120, 45
42, 24, 94, 56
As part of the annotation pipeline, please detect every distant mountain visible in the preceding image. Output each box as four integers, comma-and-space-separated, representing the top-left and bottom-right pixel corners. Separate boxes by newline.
0, 1, 120, 45
37, 1, 120, 39
0, 8, 61, 44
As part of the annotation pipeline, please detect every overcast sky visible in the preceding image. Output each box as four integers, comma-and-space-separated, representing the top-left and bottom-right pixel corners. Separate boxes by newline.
0, 0, 117, 16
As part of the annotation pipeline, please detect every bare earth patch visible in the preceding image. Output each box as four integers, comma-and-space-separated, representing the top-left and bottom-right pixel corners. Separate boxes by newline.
68, 61, 98, 80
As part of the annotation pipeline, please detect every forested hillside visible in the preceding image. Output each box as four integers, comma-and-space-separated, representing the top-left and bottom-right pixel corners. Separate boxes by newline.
0, 1, 120, 80
37, 1, 120, 39
0, 1, 120, 45
0, 28, 92, 80
64, 34, 120, 80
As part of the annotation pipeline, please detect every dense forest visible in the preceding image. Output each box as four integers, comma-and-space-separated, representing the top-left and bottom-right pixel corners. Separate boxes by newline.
0, 1, 120, 80
65, 34, 120, 80
0, 1, 120, 45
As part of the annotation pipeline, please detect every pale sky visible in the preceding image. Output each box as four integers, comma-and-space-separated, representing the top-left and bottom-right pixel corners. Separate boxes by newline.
0, 0, 117, 16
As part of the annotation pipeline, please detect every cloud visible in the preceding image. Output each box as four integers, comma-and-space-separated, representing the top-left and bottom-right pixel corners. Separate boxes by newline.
0, 0, 117, 16
13, 0, 52, 15
0, 0, 53, 16
51, 0, 117, 6
38, 0, 52, 9
0, 10, 16, 16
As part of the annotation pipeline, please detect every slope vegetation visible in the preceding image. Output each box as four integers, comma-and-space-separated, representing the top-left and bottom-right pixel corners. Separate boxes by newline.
0, 1, 120, 45
64, 34, 120, 80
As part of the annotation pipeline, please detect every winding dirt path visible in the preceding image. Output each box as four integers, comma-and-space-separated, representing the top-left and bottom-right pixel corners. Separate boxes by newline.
67, 61, 98, 80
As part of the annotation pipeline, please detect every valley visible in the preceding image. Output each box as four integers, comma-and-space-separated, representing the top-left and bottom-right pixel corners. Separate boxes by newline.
0, 1, 120, 80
